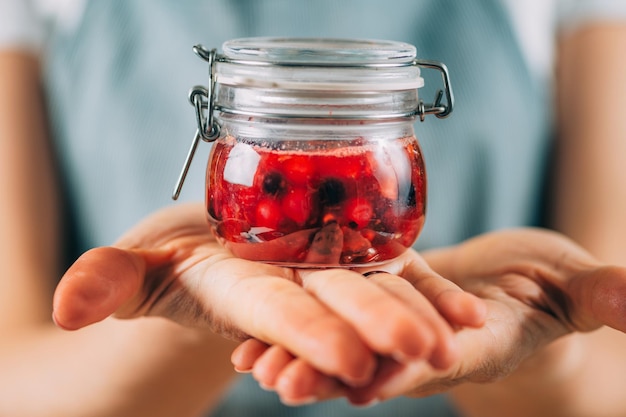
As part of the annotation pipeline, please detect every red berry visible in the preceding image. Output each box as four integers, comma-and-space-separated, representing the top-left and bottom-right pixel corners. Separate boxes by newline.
221, 185, 258, 224
360, 228, 377, 243
282, 155, 316, 186
255, 198, 283, 230
345, 198, 373, 229
281, 188, 312, 225
217, 219, 250, 243
323, 154, 364, 180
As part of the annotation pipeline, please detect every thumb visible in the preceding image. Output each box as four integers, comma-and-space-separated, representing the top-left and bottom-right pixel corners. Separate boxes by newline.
52, 247, 169, 330
569, 265, 626, 332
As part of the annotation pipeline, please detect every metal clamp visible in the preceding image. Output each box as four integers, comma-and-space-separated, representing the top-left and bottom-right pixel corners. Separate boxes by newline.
172, 46, 220, 200
413, 59, 454, 122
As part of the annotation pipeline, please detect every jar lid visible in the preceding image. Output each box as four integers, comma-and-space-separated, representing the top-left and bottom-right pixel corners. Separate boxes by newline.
216, 37, 424, 91
173, 38, 454, 200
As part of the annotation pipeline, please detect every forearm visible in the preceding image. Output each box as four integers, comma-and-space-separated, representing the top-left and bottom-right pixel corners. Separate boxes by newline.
0, 317, 238, 417
446, 24, 626, 417
552, 24, 626, 264
0, 51, 239, 416
0, 50, 60, 328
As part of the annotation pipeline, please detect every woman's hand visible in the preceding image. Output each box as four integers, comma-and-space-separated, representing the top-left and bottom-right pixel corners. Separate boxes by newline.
232, 228, 626, 405
52, 203, 485, 388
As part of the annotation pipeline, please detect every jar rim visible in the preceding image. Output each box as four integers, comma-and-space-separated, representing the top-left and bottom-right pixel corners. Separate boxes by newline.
216, 37, 424, 91
222, 37, 417, 66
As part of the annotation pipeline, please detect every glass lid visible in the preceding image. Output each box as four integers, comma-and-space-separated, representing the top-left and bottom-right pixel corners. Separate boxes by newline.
222, 37, 417, 65
216, 37, 424, 91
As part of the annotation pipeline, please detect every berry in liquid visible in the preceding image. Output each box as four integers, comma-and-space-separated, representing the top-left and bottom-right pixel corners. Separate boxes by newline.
206, 136, 426, 266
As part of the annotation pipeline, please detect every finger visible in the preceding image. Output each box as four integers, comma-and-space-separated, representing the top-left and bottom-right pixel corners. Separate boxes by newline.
346, 357, 405, 405
206, 265, 377, 386
400, 256, 487, 328
299, 268, 439, 363
252, 345, 295, 389
236, 341, 347, 404
363, 272, 459, 369
274, 358, 345, 406
435, 290, 487, 328
231, 339, 269, 373
569, 265, 626, 332
52, 247, 168, 330
347, 356, 442, 403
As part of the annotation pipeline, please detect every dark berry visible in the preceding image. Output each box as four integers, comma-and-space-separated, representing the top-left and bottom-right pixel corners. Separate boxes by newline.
318, 179, 346, 206
262, 172, 286, 196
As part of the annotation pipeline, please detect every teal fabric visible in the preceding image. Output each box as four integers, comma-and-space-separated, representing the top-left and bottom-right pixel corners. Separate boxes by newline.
43, 1, 552, 415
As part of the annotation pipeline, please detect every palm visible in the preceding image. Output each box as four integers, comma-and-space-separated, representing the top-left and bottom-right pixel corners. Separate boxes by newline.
53, 203, 485, 385
235, 229, 626, 404
352, 266, 570, 400
55, 203, 294, 334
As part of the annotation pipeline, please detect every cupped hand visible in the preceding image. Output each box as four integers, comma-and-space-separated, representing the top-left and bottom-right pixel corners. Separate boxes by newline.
52, 203, 485, 387
232, 228, 626, 405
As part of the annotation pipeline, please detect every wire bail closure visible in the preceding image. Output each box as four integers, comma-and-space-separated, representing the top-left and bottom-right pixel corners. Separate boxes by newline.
172, 46, 220, 200
172, 44, 454, 200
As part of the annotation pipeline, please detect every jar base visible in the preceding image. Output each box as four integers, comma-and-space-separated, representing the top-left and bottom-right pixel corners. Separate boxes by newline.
256, 259, 396, 269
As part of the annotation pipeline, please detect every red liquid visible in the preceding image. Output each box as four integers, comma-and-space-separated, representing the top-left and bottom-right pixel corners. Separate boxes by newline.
206, 136, 426, 266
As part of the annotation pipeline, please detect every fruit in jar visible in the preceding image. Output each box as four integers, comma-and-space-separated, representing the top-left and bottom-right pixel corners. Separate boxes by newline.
206, 135, 426, 266
281, 188, 313, 226
345, 198, 374, 229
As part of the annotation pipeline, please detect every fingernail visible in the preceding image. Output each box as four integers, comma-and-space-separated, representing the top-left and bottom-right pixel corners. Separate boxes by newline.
259, 382, 274, 391
352, 397, 380, 408
362, 398, 380, 408
51, 311, 61, 327
282, 395, 318, 406
51, 311, 73, 331
233, 366, 251, 374
341, 358, 377, 387
340, 374, 370, 388
393, 346, 428, 363
392, 350, 410, 363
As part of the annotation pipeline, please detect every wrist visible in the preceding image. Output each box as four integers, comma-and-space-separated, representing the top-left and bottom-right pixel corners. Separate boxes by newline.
450, 333, 587, 417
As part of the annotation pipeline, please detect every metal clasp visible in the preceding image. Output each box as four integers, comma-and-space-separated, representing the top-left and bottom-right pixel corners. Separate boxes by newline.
172, 45, 220, 200
414, 59, 454, 122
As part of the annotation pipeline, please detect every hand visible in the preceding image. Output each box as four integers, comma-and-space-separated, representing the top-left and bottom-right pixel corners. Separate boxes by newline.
52, 203, 485, 387
232, 228, 626, 405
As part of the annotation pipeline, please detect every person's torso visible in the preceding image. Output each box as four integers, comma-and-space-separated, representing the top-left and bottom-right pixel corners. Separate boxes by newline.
42, 2, 554, 414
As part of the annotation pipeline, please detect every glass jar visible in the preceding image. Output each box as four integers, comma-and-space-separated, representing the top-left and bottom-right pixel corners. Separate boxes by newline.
173, 37, 454, 268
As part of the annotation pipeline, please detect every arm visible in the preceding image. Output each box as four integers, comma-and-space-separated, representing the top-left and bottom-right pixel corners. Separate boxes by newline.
449, 23, 626, 417
0, 51, 238, 417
